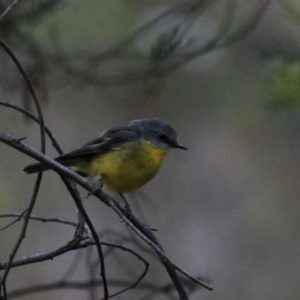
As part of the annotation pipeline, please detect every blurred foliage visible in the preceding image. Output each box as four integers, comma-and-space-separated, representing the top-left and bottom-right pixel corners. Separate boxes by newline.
0, 0, 63, 110
267, 60, 300, 111
282, 0, 300, 26
265, 1, 300, 111
150, 26, 183, 61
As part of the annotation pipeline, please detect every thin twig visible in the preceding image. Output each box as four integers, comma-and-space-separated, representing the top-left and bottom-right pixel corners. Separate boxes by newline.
0, 38, 46, 153
0, 101, 63, 154
48, 1, 214, 87
107, 200, 212, 291
52, 0, 270, 88
0, 238, 149, 297
62, 177, 109, 299
0, 0, 22, 22
0, 43, 109, 299
0, 37, 46, 299
0, 133, 212, 298
0, 213, 76, 227
0, 237, 87, 270
99, 243, 149, 300
0, 173, 43, 284
7, 275, 204, 299
0, 209, 28, 231
217, 0, 271, 48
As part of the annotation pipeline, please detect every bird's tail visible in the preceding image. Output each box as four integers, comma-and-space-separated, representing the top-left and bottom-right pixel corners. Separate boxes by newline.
24, 156, 79, 174
23, 162, 51, 174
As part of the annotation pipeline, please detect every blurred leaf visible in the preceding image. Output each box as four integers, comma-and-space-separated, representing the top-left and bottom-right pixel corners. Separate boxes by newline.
282, 0, 300, 25
267, 60, 300, 111
150, 26, 183, 61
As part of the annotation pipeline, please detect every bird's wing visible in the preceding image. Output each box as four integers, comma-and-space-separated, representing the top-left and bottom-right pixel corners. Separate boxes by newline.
80, 126, 129, 147
56, 127, 140, 162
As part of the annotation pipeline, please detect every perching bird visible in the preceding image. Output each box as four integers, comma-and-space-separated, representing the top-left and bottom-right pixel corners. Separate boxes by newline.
24, 118, 187, 210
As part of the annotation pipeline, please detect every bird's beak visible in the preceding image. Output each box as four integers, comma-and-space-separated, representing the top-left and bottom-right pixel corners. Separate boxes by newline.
173, 142, 188, 150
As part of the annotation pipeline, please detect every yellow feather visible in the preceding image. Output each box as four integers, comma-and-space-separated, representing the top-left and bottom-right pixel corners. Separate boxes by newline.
87, 139, 168, 193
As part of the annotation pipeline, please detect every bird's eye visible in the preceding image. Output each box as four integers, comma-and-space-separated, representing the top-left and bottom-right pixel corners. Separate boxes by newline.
158, 132, 168, 142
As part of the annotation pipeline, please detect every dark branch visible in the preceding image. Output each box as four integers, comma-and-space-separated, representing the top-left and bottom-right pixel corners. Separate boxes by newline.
0, 132, 212, 297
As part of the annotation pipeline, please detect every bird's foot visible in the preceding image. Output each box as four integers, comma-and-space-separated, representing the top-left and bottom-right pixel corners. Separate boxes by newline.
85, 180, 103, 198
119, 193, 132, 216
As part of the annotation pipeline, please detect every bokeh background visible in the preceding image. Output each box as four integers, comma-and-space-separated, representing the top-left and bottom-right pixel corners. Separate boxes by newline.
1, 0, 300, 299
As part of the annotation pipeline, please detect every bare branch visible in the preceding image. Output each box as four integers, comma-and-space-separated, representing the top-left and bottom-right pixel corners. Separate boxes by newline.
1, 238, 149, 299
0, 101, 63, 154
0, 37, 46, 153
0, 172, 43, 287
0, 0, 22, 22
61, 177, 109, 299
0, 132, 212, 298
0, 36, 45, 300
0, 213, 76, 227
7, 276, 206, 299
0, 94, 108, 297
0, 39, 108, 299
43, 0, 271, 89
0, 209, 28, 231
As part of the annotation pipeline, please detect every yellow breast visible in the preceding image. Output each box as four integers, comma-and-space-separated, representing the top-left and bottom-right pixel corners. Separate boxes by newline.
88, 139, 168, 193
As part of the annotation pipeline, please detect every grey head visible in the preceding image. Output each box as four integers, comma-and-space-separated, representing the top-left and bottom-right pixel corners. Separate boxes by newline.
128, 118, 187, 150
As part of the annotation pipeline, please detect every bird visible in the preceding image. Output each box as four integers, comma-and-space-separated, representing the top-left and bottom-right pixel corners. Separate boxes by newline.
24, 118, 187, 211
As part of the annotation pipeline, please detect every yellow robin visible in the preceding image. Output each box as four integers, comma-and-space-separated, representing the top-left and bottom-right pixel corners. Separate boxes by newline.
24, 118, 187, 210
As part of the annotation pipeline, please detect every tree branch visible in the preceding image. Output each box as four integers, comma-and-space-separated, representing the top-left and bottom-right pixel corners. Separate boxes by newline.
0, 132, 212, 298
